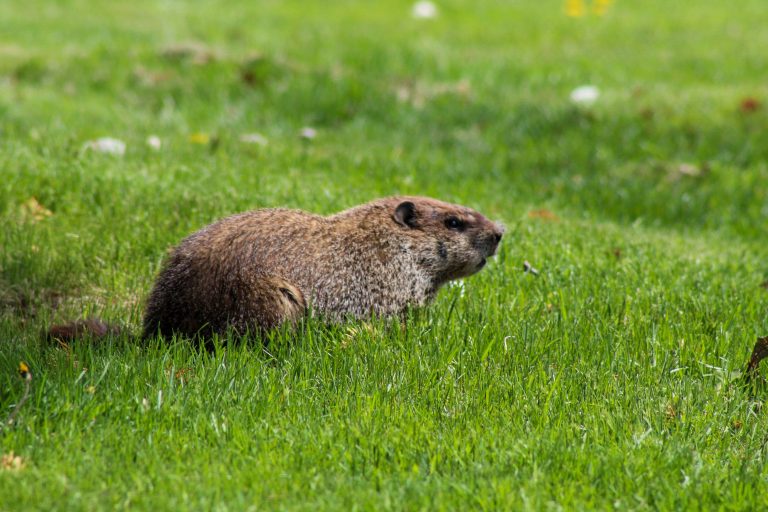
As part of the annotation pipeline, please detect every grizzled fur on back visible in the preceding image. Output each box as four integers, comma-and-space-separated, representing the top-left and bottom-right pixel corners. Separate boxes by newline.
142, 196, 504, 340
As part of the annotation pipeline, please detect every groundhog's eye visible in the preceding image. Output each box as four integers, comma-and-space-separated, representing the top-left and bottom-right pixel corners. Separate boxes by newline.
444, 217, 465, 230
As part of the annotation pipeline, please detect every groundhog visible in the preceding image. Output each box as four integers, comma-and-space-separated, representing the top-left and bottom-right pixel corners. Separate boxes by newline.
141, 196, 504, 340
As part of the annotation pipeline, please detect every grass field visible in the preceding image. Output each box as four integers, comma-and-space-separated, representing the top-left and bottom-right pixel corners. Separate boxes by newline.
2, 0, 768, 509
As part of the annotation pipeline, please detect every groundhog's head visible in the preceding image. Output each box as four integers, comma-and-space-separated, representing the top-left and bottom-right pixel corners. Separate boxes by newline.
391, 197, 504, 285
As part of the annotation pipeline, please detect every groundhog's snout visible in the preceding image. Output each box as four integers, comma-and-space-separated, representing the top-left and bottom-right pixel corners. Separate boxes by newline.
493, 226, 503, 245
486, 222, 505, 256
473, 221, 504, 272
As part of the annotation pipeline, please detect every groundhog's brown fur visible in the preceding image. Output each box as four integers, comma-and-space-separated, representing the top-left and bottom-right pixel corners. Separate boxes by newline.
142, 196, 504, 340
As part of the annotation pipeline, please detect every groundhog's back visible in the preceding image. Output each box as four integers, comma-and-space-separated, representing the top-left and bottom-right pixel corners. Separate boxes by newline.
142, 208, 328, 337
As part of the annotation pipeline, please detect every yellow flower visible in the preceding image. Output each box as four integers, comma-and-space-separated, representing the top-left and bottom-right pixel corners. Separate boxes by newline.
565, 0, 613, 18
189, 133, 210, 145
593, 0, 613, 16
18, 362, 32, 381
565, 0, 585, 17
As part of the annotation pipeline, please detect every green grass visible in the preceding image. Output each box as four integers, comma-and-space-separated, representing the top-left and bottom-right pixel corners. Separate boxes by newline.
2, 0, 768, 509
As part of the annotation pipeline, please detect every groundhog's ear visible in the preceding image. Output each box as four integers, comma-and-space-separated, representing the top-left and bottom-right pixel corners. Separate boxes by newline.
393, 201, 417, 228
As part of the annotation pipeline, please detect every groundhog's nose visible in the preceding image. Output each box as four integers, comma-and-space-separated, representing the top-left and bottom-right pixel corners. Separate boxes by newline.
493, 222, 505, 244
